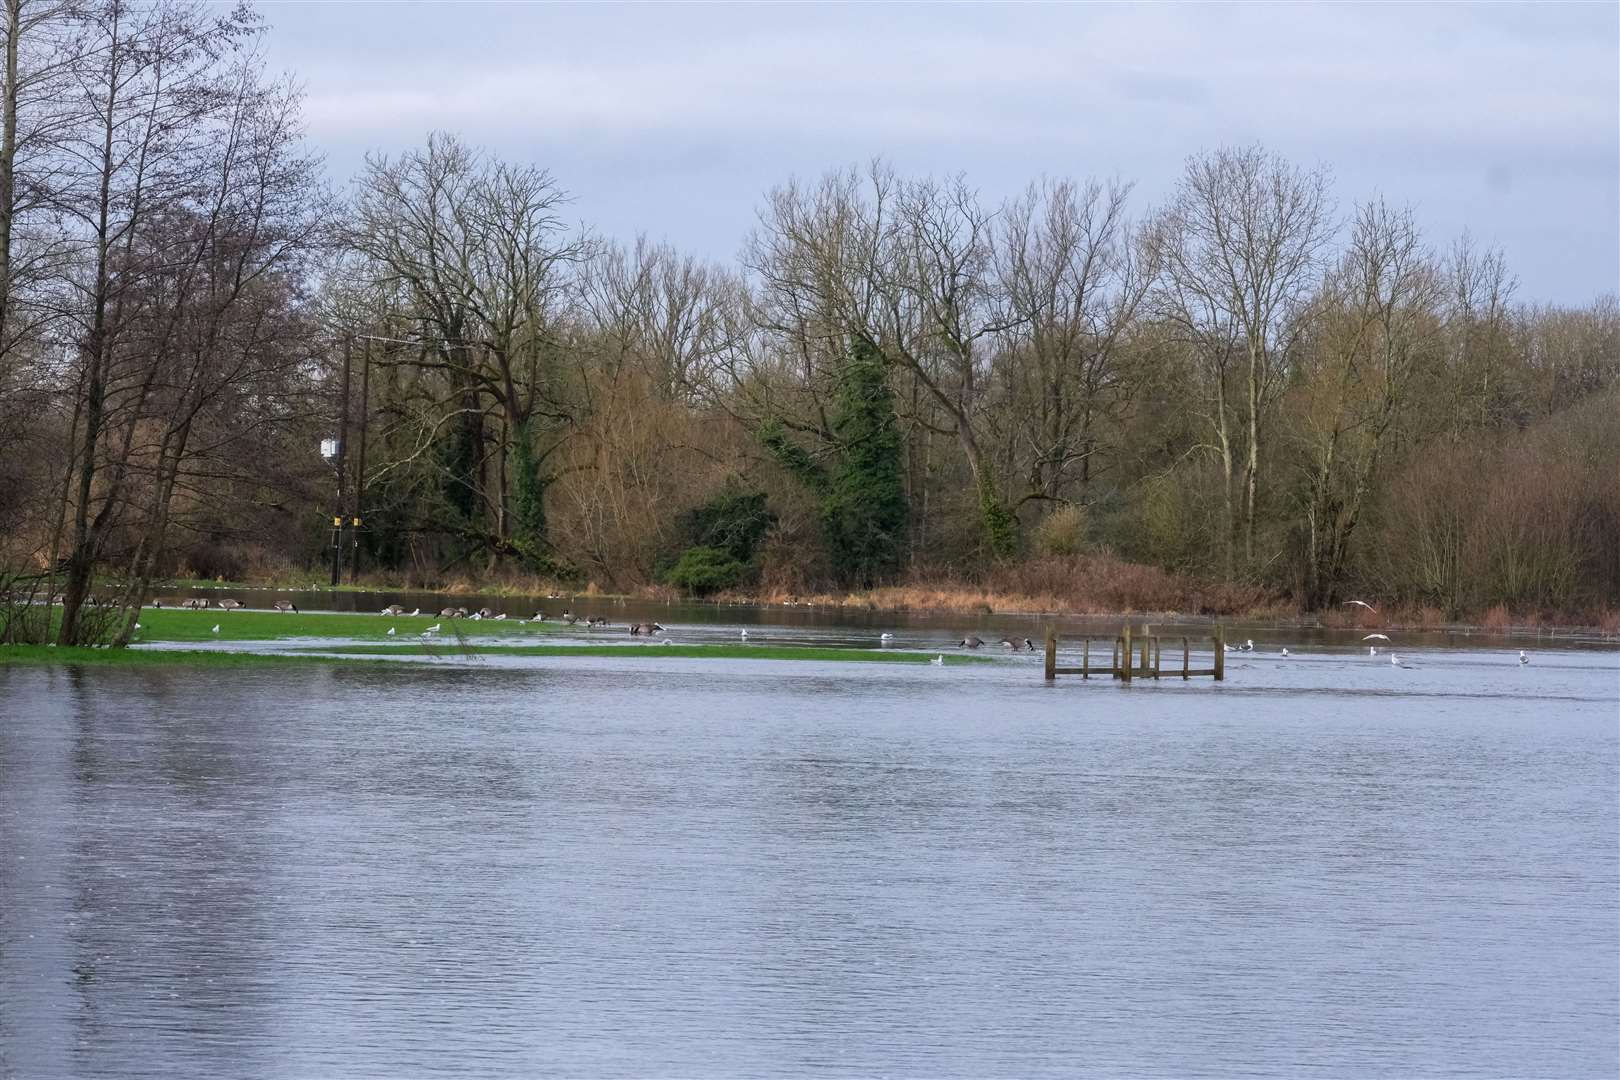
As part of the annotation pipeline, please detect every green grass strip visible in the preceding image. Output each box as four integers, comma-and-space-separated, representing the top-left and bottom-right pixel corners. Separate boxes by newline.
128, 606, 567, 643
297, 643, 989, 664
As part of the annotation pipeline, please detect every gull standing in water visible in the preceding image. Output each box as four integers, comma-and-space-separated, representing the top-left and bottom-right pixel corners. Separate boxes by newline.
1519, 650, 1529, 665
931, 655, 945, 666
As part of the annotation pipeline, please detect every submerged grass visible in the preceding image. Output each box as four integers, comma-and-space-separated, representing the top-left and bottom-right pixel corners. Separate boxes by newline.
0, 645, 385, 668
131, 607, 566, 643
298, 643, 989, 665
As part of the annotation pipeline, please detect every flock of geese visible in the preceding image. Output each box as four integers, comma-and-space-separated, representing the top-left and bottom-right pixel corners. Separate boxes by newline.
183, 593, 1534, 667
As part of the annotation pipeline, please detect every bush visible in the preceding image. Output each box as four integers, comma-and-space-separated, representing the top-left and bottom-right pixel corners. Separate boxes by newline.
664, 546, 747, 596
1033, 504, 1088, 557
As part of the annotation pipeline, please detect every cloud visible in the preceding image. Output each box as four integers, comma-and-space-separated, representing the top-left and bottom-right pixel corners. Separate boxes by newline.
264, 2, 1617, 301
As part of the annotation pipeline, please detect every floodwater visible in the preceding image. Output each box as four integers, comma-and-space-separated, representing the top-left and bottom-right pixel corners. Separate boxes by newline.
2, 628, 1617, 1078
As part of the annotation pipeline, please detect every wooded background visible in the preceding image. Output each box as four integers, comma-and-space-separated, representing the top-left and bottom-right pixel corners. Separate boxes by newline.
1, 2, 1615, 645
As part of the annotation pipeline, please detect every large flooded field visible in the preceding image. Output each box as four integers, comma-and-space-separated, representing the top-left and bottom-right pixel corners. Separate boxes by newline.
3, 605, 1616, 1077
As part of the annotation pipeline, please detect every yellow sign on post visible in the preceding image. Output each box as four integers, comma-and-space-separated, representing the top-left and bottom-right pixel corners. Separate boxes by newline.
332, 516, 343, 527
351, 517, 362, 527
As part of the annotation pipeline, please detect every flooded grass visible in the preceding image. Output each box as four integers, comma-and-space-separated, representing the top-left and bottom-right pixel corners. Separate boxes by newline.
298, 643, 989, 664
0, 645, 385, 668
132, 607, 566, 643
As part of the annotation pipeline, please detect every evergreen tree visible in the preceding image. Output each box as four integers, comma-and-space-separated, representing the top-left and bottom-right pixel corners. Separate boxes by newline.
761, 338, 909, 587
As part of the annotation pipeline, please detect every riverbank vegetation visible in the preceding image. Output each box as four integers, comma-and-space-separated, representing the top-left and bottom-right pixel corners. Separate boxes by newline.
1, 2, 1615, 650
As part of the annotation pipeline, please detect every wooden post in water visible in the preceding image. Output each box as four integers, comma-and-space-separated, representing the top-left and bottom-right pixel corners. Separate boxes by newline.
1182, 637, 1189, 679
1082, 637, 1090, 679
1152, 637, 1161, 679
1121, 623, 1133, 684
1214, 624, 1225, 681
1044, 625, 1057, 681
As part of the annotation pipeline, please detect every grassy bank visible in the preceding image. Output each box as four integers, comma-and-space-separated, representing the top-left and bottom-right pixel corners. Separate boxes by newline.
298, 643, 985, 664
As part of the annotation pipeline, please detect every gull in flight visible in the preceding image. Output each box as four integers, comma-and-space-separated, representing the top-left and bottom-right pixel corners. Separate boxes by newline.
1344, 600, 1378, 613
1363, 633, 1390, 641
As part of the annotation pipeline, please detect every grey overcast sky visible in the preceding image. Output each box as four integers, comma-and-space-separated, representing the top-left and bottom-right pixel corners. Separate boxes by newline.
258, 1, 1619, 304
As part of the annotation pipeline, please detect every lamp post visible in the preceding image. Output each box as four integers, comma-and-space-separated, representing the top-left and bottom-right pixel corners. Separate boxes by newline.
320, 437, 342, 586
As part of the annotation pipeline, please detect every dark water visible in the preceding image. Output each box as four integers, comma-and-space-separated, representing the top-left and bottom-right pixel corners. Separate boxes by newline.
3, 644, 1617, 1078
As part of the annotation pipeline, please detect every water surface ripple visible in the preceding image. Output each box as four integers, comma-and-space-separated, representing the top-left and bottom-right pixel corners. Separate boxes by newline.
2, 646, 1616, 1078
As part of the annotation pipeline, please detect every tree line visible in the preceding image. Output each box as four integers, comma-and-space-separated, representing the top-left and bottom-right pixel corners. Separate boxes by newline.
1, 1, 1615, 646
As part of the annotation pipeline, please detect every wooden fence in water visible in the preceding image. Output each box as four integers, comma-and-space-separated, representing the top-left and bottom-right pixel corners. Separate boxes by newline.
1043, 624, 1225, 683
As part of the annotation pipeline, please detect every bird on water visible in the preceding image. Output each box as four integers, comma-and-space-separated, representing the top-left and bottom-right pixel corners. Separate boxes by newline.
959, 635, 984, 649
1519, 650, 1529, 665
931, 655, 945, 666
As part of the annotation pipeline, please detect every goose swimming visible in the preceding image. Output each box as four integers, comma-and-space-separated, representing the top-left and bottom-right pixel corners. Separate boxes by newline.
959, 635, 984, 649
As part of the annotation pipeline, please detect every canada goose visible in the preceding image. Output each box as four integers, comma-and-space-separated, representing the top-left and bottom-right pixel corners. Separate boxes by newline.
587, 616, 608, 627
381, 604, 405, 616
561, 612, 578, 624
1023, 638, 1036, 651
478, 608, 495, 619
274, 601, 298, 613
152, 599, 163, 608
217, 599, 243, 610
630, 622, 664, 636
931, 654, 945, 666
999, 637, 1017, 649
183, 598, 208, 610
439, 607, 459, 618
387, 627, 397, 636
1518, 650, 1529, 665
959, 635, 984, 649
453, 608, 469, 619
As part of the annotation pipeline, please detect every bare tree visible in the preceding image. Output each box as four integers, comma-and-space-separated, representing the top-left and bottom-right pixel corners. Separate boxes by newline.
1291, 200, 1444, 606
994, 176, 1155, 511
1160, 145, 1334, 570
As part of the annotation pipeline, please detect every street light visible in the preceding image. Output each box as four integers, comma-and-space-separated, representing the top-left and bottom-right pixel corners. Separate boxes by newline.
320, 435, 343, 586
